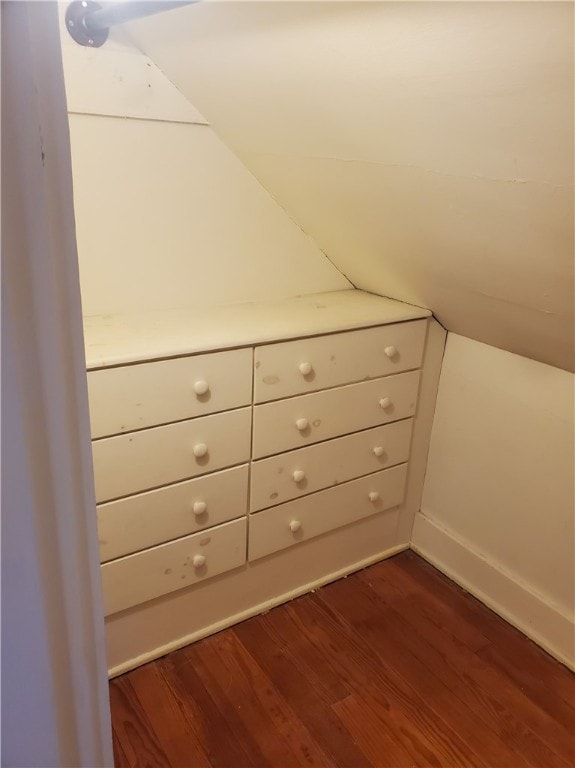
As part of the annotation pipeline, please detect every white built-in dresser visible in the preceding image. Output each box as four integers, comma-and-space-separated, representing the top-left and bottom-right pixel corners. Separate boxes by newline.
84, 290, 443, 676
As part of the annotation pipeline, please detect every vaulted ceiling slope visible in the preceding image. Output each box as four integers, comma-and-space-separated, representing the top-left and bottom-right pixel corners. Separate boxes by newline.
127, 2, 574, 371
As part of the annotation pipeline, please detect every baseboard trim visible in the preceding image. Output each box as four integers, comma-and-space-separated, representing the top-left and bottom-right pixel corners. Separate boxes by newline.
411, 513, 575, 671
108, 542, 409, 678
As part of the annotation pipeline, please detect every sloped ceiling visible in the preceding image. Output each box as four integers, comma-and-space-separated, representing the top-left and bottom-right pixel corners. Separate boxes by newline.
126, 1, 574, 371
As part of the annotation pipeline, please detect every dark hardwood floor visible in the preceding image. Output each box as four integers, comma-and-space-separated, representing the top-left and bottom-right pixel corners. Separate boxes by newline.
110, 551, 575, 767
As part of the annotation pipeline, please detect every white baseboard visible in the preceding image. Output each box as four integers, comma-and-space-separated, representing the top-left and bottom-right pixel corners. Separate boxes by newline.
411, 512, 575, 671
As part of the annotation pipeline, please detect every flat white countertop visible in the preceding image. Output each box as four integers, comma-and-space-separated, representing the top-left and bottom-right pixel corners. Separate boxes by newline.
83, 289, 431, 369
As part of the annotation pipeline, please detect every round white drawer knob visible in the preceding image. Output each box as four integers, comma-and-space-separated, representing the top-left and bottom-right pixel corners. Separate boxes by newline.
194, 380, 210, 396
289, 520, 302, 533
384, 345, 397, 359
193, 443, 208, 458
379, 397, 392, 409
193, 554, 206, 568
192, 500, 207, 515
298, 362, 313, 376
295, 418, 309, 431
368, 491, 380, 502
373, 446, 385, 457
293, 469, 306, 483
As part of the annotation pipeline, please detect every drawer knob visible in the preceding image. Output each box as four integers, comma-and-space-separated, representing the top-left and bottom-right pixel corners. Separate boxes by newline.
298, 361, 313, 376
379, 397, 392, 410
289, 519, 302, 533
194, 380, 210, 396
384, 345, 397, 359
292, 469, 306, 483
193, 443, 208, 458
368, 491, 380, 502
192, 500, 207, 515
373, 446, 385, 458
295, 418, 309, 431
193, 554, 206, 568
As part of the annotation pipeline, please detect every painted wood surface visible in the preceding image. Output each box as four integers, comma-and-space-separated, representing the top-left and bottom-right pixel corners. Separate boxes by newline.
254, 318, 426, 402
109, 551, 575, 768
249, 464, 408, 561
93, 306, 444, 677
395, 318, 446, 545
92, 407, 251, 502
250, 419, 413, 512
98, 464, 249, 562
252, 370, 420, 459
88, 348, 252, 438
101, 518, 248, 615
83, 290, 430, 369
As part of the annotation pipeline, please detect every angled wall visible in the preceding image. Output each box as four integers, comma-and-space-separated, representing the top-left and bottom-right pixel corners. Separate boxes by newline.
126, 1, 574, 371
59, 7, 350, 317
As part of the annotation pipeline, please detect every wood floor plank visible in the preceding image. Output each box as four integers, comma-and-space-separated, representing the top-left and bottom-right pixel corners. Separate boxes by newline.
331, 694, 419, 768
275, 598, 484, 768
182, 638, 299, 768
399, 552, 575, 709
297, 595, 491, 767
109, 678, 171, 768
161, 651, 259, 768
234, 617, 373, 768
359, 555, 490, 653
321, 569, 572, 768
261, 602, 425, 766
109, 552, 575, 768
191, 629, 334, 768
366, 559, 575, 765
111, 727, 131, 768
476, 641, 575, 735
125, 663, 212, 768
312, 588, 531, 768
257, 601, 351, 706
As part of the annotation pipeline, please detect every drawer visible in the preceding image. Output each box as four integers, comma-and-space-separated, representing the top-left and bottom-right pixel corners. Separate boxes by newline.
249, 464, 408, 561
252, 370, 420, 459
254, 319, 426, 403
93, 407, 251, 502
98, 464, 248, 562
250, 420, 413, 512
88, 348, 252, 438
101, 518, 247, 615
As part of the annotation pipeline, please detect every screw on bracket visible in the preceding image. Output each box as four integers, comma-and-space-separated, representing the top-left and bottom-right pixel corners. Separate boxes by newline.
65, 1, 109, 47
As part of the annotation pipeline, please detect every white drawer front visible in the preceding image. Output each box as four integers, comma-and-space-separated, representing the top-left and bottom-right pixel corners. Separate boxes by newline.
253, 371, 420, 459
254, 320, 426, 403
88, 348, 252, 438
98, 464, 248, 562
250, 420, 413, 512
93, 407, 251, 502
249, 464, 408, 561
101, 518, 247, 615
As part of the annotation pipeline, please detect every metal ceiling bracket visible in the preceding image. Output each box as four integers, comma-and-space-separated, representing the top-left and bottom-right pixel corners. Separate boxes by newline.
66, 1, 109, 48
65, 1, 197, 48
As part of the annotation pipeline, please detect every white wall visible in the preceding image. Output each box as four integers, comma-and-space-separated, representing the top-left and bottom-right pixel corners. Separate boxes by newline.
59, 12, 350, 317
412, 334, 575, 667
126, 1, 574, 371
